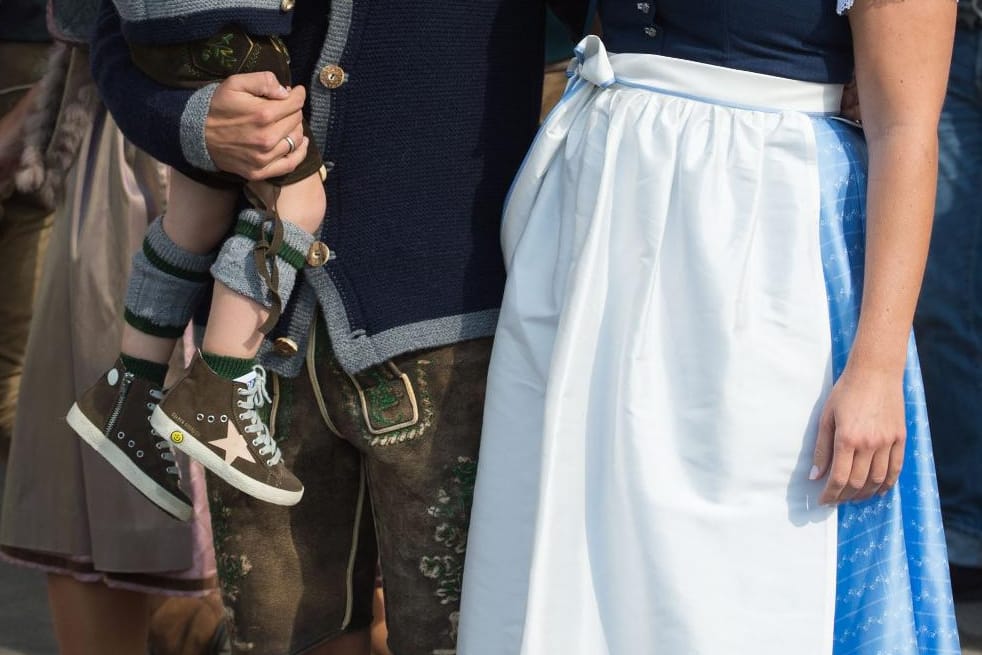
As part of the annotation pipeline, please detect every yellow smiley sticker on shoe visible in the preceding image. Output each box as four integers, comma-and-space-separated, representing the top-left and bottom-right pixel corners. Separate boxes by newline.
170, 431, 184, 444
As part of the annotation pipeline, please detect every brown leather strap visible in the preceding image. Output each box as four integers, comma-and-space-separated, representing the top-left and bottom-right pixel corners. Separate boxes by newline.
250, 188, 284, 334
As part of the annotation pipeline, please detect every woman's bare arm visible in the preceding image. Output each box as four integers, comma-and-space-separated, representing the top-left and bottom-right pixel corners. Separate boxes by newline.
813, 0, 955, 504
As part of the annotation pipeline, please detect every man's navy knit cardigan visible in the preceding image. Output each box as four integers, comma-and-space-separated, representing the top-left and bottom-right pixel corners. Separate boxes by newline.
90, 0, 585, 375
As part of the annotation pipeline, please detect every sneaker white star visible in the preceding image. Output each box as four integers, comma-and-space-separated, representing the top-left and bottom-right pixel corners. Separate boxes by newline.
208, 421, 257, 466
150, 352, 303, 506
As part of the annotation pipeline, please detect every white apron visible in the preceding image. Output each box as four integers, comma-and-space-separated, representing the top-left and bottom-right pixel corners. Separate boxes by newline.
459, 36, 960, 655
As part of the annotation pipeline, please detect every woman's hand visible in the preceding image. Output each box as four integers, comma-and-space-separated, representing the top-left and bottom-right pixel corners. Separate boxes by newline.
811, 366, 907, 504
204, 71, 310, 181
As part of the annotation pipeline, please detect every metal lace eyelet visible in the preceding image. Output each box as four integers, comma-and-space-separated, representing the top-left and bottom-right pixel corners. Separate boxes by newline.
128, 440, 135, 448
136, 450, 144, 458
207, 415, 215, 423
220, 415, 228, 423
196, 413, 204, 421
146, 403, 154, 410
117, 431, 125, 440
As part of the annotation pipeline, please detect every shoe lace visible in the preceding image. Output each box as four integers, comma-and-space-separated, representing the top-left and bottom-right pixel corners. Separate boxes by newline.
147, 388, 180, 477
236, 366, 282, 466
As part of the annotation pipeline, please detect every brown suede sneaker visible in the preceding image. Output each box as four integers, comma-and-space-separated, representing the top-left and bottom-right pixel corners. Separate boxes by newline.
151, 352, 303, 506
67, 359, 193, 521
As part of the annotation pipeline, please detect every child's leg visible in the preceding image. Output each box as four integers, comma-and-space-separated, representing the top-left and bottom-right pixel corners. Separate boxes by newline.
272, 171, 328, 233
201, 171, 326, 362
121, 170, 237, 373
149, 172, 325, 507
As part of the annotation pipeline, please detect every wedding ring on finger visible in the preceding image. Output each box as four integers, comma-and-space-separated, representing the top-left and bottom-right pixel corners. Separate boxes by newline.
283, 135, 297, 156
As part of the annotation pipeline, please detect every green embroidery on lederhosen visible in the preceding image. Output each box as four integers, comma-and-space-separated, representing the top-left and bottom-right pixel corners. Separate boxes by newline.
360, 367, 411, 428
334, 358, 435, 446
207, 488, 259, 652
208, 492, 253, 604
198, 33, 239, 71
269, 371, 293, 444
418, 457, 478, 606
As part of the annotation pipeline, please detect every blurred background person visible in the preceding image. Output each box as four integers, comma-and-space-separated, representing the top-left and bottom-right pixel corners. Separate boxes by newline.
913, 0, 982, 608
0, 0, 56, 464
0, 1, 225, 653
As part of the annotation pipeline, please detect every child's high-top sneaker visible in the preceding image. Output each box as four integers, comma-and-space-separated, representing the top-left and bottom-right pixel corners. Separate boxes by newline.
67, 359, 193, 521
150, 352, 303, 506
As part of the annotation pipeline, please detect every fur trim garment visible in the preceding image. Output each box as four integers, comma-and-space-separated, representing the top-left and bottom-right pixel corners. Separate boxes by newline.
13, 43, 100, 213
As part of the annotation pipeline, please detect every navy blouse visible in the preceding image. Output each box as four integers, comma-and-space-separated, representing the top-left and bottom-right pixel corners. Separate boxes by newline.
600, 0, 855, 84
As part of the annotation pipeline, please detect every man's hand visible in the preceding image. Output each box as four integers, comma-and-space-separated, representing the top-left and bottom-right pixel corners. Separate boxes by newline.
204, 71, 310, 181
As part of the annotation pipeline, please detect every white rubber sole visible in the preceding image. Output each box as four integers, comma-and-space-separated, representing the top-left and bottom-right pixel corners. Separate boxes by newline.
150, 407, 303, 507
66, 403, 193, 521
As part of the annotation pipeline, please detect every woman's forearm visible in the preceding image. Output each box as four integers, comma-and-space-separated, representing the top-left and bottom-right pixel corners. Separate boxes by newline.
847, 127, 938, 377
846, 0, 956, 377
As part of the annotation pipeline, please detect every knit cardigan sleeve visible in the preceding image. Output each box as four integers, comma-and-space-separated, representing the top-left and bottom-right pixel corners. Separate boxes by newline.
89, 0, 218, 174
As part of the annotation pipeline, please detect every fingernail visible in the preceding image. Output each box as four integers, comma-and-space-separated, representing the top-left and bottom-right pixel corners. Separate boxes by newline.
809, 465, 820, 480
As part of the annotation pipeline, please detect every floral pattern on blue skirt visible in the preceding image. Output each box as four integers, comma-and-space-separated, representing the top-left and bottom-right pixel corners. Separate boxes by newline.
813, 117, 961, 655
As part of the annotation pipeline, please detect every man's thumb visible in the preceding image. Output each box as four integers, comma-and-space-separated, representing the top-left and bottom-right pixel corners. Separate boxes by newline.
227, 71, 289, 99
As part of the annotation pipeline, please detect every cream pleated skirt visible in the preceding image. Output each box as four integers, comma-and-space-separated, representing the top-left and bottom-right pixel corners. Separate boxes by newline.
458, 36, 959, 655
1, 91, 216, 595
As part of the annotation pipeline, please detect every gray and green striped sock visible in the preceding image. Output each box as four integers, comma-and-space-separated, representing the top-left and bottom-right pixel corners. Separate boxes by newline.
124, 215, 217, 339
210, 208, 318, 319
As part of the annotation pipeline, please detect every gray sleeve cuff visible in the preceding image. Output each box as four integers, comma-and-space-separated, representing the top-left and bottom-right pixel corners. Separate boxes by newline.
180, 82, 220, 172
